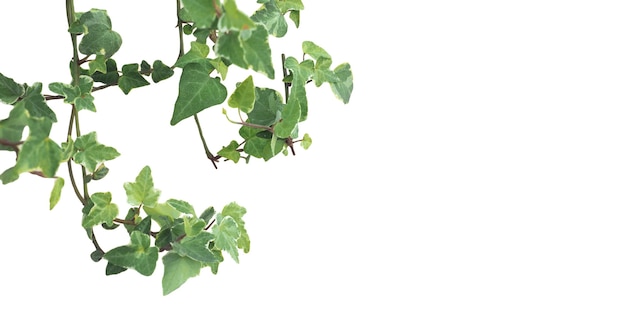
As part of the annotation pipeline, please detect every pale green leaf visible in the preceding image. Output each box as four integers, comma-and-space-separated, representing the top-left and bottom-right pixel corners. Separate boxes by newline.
228, 75, 255, 113
218, 0, 257, 32
162, 252, 202, 295
274, 98, 300, 138
49, 177, 64, 210
74, 131, 120, 172
211, 215, 240, 263
123, 166, 161, 207
172, 231, 219, 263
82, 192, 119, 228
181, 0, 217, 28
330, 63, 354, 104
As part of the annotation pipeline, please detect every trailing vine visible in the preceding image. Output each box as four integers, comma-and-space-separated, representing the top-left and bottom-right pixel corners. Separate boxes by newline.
0, 0, 353, 295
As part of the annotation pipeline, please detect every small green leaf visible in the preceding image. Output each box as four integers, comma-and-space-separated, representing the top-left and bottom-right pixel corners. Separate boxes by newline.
212, 215, 240, 263
78, 9, 122, 58
82, 192, 119, 228
171, 61, 227, 125
105, 262, 127, 275
92, 59, 119, 85
217, 140, 241, 163
0, 72, 25, 104
20, 83, 57, 122
152, 60, 174, 83
74, 131, 120, 172
219, 0, 257, 32
174, 42, 210, 68
301, 133, 312, 150
228, 75, 255, 113
49, 177, 64, 210
123, 166, 161, 208
251, 0, 288, 37
88, 55, 108, 74
302, 41, 332, 62
167, 199, 196, 216
118, 64, 150, 94
162, 252, 202, 295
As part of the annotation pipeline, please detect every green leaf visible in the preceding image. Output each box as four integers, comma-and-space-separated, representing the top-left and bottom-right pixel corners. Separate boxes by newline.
104, 231, 158, 276
246, 87, 282, 126
162, 252, 202, 295
181, 0, 217, 28
219, 0, 257, 32
49, 76, 95, 111
78, 9, 122, 58
152, 60, 174, 83
123, 166, 161, 208
105, 262, 127, 275
171, 61, 227, 125
92, 59, 119, 85
302, 41, 332, 62
222, 202, 249, 253
251, 0, 288, 37
329, 63, 354, 104
0, 72, 25, 104
199, 206, 215, 222
173, 41, 210, 68
284, 57, 313, 120
118, 64, 150, 95
172, 231, 219, 263
144, 202, 181, 227
301, 133, 312, 150
276, 0, 304, 13
20, 83, 57, 122
215, 26, 274, 79
82, 192, 119, 228
88, 55, 108, 74
167, 199, 196, 216
184, 216, 206, 237
211, 215, 240, 263
274, 98, 300, 138
74, 131, 120, 173
243, 133, 284, 161
228, 75, 255, 113
49, 177, 64, 210
217, 140, 241, 163
288, 10, 300, 27
0, 104, 27, 152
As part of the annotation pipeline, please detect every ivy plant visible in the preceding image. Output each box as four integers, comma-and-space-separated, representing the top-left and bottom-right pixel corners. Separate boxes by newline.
0, 0, 353, 295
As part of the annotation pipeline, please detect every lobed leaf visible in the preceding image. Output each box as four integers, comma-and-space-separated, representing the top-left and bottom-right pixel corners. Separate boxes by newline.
0, 72, 25, 104
123, 166, 161, 208
171, 61, 227, 125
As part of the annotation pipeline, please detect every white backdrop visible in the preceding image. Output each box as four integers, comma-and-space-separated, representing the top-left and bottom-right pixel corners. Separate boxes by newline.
1, 1, 626, 329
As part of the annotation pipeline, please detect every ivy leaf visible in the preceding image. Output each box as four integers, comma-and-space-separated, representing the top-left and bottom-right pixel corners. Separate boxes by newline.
228, 75, 255, 113
88, 55, 108, 74
151, 60, 174, 83
329, 63, 354, 104
92, 59, 119, 85
243, 133, 285, 161
211, 214, 241, 263
162, 252, 202, 295
215, 26, 274, 79
172, 231, 219, 263
49, 177, 64, 210
284, 57, 313, 120
144, 202, 181, 228
48, 76, 95, 112
74, 131, 120, 173
0, 104, 27, 152
82, 192, 119, 228
173, 41, 210, 68
104, 231, 158, 276
288, 10, 300, 27
20, 83, 57, 122
222, 202, 249, 253
167, 199, 196, 216
181, 0, 217, 29
219, 0, 257, 32
0, 72, 25, 104
217, 140, 241, 163
123, 166, 161, 208
118, 64, 150, 95
274, 98, 300, 138
275, 0, 304, 13
246, 87, 282, 126
251, 0, 288, 37
302, 41, 332, 62
301, 133, 312, 150
171, 61, 227, 125
78, 9, 122, 58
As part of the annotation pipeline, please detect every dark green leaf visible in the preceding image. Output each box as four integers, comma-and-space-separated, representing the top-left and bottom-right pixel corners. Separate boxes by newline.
105, 262, 127, 275
118, 64, 150, 94
104, 231, 158, 276
152, 60, 174, 83
171, 62, 227, 125
0, 72, 25, 104
174, 42, 210, 68
78, 10, 122, 58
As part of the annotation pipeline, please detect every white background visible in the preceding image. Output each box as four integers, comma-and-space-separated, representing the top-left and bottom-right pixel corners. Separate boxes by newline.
1, 1, 626, 329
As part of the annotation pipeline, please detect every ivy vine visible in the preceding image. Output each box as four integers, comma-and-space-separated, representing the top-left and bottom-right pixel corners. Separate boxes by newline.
0, 0, 353, 295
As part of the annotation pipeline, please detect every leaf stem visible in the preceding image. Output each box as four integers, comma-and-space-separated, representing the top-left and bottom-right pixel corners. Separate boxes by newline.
194, 115, 219, 169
